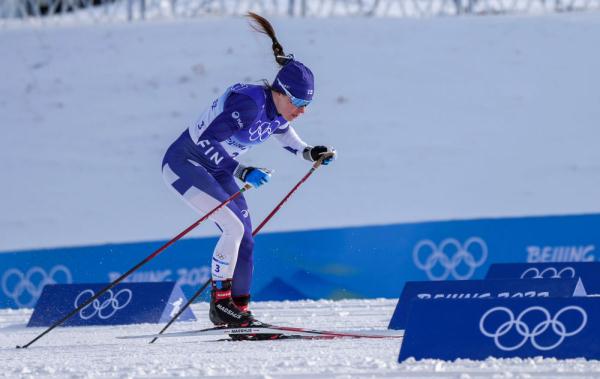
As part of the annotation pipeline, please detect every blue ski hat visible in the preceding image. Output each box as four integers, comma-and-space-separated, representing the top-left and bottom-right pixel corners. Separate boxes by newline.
272, 59, 314, 106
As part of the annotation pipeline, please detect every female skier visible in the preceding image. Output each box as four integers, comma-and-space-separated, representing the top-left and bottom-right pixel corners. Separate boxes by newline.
162, 13, 336, 327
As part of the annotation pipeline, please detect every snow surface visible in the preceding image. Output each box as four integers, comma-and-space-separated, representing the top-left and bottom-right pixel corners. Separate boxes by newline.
2, 11, 600, 378
2, 299, 600, 378
2, 14, 600, 251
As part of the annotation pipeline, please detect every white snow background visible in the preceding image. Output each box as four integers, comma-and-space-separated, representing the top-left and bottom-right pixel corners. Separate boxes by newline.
1, 12, 600, 378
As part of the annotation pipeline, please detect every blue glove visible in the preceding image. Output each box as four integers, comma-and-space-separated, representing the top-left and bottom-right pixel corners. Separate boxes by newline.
238, 167, 272, 188
303, 146, 337, 165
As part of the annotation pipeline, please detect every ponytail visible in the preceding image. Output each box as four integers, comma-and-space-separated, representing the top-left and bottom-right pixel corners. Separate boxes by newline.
247, 12, 290, 67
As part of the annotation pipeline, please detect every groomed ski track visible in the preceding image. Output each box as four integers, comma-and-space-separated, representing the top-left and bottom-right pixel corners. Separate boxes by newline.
2, 299, 600, 378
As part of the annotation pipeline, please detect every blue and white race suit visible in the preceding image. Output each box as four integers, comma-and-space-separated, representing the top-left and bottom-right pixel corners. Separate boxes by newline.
162, 83, 308, 297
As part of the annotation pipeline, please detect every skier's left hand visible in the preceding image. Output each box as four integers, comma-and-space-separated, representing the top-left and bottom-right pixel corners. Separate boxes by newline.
303, 146, 337, 165
239, 167, 272, 188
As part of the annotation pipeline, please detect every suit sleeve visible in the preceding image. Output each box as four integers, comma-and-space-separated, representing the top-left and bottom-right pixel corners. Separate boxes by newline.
273, 124, 309, 158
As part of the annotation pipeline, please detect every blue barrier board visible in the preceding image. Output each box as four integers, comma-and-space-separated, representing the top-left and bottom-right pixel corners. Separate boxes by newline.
27, 282, 195, 327
486, 262, 600, 294
398, 297, 600, 362
2, 212, 600, 308
388, 278, 585, 330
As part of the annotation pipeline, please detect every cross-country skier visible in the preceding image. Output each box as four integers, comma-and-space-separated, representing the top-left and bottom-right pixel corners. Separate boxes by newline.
161, 13, 336, 327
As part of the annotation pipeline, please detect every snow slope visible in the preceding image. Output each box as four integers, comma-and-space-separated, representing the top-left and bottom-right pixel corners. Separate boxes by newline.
2, 299, 600, 378
2, 14, 600, 251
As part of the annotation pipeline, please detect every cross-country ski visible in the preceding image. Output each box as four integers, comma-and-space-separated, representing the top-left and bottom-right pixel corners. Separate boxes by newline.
117, 323, 404, 341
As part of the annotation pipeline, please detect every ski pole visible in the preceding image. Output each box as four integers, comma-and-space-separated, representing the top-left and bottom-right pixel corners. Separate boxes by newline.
16, 184, 253, 349
149, 154, 333, 344
253, 152, 333, 235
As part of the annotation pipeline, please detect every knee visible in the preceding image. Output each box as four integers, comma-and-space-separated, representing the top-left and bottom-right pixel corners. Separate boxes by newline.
216, 207, 245, 239
227, 217, 246, 243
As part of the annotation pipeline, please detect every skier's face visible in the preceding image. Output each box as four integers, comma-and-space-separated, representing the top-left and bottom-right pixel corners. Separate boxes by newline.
273, 91, 306, 122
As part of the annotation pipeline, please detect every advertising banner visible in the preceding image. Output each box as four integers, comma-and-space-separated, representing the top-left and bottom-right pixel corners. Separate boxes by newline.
28, 282, 195, 327
399, 297, 600, 361
2, 213, 599, 308
486, 262, 600, 294
388, 278, 586, 330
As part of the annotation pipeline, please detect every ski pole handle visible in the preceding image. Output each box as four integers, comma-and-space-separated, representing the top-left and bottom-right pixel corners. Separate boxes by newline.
313, 152, 335, 169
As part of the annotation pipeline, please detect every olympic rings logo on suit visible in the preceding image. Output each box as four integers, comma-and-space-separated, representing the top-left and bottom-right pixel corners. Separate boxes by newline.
479, 305, 587, 351
412, 237, 488, 280
75, 288, 133, 320
248, 120, 281, 142
520, 267, 576, 279
1, 265, 72, 308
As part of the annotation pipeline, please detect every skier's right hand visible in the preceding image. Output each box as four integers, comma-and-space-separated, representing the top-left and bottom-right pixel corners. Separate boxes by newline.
238, 167, 272, 188
303, 145, 337, 165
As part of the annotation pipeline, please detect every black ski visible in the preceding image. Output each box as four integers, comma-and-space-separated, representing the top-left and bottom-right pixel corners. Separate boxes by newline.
117, 323, 404, 341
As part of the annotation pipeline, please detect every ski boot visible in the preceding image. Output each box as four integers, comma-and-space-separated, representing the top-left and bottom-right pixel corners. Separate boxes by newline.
230, 293, 282, 341
232, 294, 251, 314
210, 286, 280, 341
209, 280, 254, 327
